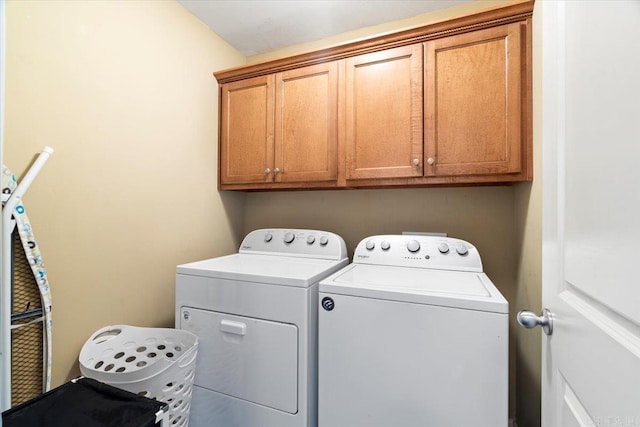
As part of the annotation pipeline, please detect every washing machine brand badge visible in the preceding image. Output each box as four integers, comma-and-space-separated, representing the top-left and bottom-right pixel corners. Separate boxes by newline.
242, 245, 252, 250
322, 297, 335, 311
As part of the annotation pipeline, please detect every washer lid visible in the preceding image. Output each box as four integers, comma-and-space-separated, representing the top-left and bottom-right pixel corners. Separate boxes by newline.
320, 264, 508, 313
177, 253, 348, 288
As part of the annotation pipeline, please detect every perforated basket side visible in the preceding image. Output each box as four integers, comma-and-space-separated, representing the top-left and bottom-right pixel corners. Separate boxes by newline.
135, 344, 198, 427
79, 325, 198, 383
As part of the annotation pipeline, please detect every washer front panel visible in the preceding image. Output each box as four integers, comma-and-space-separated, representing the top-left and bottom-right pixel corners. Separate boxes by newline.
318, 292, 508, 427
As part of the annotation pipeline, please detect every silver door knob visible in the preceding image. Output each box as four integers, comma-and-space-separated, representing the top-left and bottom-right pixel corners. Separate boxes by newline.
427, 157, 435, 166
412, 158, 420, 166
265, 168, 271, 175
517, 308, 553, 336
274, 168, 281, 174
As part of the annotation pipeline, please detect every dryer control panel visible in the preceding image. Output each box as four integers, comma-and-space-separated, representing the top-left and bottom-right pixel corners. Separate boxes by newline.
239, 228, 348, 261
353, 235, 482, 272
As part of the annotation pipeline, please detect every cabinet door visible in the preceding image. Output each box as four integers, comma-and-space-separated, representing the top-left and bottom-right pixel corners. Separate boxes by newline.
220, 75, 275, 184
275, 62, 338, 183
345, 45, 424, 180
425, 23, 523, 177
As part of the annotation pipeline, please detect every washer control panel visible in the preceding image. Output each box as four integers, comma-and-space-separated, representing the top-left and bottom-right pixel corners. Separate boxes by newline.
355, 235, 482, 272
240, 229, 348, 260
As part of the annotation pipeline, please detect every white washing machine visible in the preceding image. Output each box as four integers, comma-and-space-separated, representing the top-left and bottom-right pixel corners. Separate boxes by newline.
175, 229, 348, 427
318, 234, 508, 427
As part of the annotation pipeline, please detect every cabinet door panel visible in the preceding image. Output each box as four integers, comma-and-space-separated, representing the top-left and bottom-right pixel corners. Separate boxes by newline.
425, 23, 522, 176
275, 62, 338, 183
345, 45, 423, 180
220, 75, 274, 184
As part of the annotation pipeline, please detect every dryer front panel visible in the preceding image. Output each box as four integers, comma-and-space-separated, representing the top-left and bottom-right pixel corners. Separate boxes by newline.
180, 307, 299, 414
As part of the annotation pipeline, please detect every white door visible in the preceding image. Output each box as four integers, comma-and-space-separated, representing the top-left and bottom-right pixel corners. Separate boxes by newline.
540, 1, 640, 425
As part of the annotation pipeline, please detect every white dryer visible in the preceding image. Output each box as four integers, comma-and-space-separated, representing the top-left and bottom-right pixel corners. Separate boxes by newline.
318, 235, 508, 427
175, 229, 348, 427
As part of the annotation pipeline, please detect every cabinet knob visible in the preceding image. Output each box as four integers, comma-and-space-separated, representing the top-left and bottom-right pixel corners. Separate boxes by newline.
427, 157, 435, 166
264, 168, 271, 175
412, 158, 420, 166
274, 168, 281, 174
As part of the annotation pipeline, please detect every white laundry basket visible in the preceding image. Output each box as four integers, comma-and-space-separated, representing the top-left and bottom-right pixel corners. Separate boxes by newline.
79, 325, 199, 427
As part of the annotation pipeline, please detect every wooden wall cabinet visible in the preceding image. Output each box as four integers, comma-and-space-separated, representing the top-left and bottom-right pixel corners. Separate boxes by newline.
424, 23, 524, 177
220, 75, 274, 185
345, 44, 424, 180
216, 0, 533, 190
275, 62, 338, 184
220, 62, 338, 187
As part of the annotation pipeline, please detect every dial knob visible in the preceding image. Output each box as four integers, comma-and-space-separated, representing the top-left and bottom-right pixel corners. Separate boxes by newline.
319, 236, 329, 246
438, 243, 449, 254
264, 233, 273, 243
407, 240, 420, 253
365, 240, 375, 251
307, 235, 316, 245
456, 244, 468, 256
284, 232, 295, 244
381, 241, 391, 251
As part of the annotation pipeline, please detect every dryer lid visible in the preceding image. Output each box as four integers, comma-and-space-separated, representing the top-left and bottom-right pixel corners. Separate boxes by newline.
320, 264, 508, 313
177, 253, 348, 288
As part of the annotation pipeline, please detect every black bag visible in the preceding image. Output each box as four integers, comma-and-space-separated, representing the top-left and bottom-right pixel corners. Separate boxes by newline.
2, 377, 167, 427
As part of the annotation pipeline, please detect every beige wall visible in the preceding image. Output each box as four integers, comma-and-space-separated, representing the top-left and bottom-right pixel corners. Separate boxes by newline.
513, 2, 543, 426
5, 0, 246, 385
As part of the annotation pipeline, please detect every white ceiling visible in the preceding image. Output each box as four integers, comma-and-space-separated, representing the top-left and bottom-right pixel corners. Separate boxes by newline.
178, 0, 472, 56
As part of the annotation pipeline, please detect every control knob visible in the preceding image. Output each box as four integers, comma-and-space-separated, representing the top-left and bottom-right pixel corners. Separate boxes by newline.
381, 241, 391, 251
407, 240, 420, 253
284, 232, 295, 244
365, 240, 375, 251
319, 236, 329, 246
264, 233, 273, 243
438, 243, 449, 254
307, 235, 316, 245
456, 244, 469, 256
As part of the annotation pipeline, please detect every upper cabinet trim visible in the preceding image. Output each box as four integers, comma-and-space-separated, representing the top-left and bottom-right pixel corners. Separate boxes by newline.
214, 0, 534, 84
